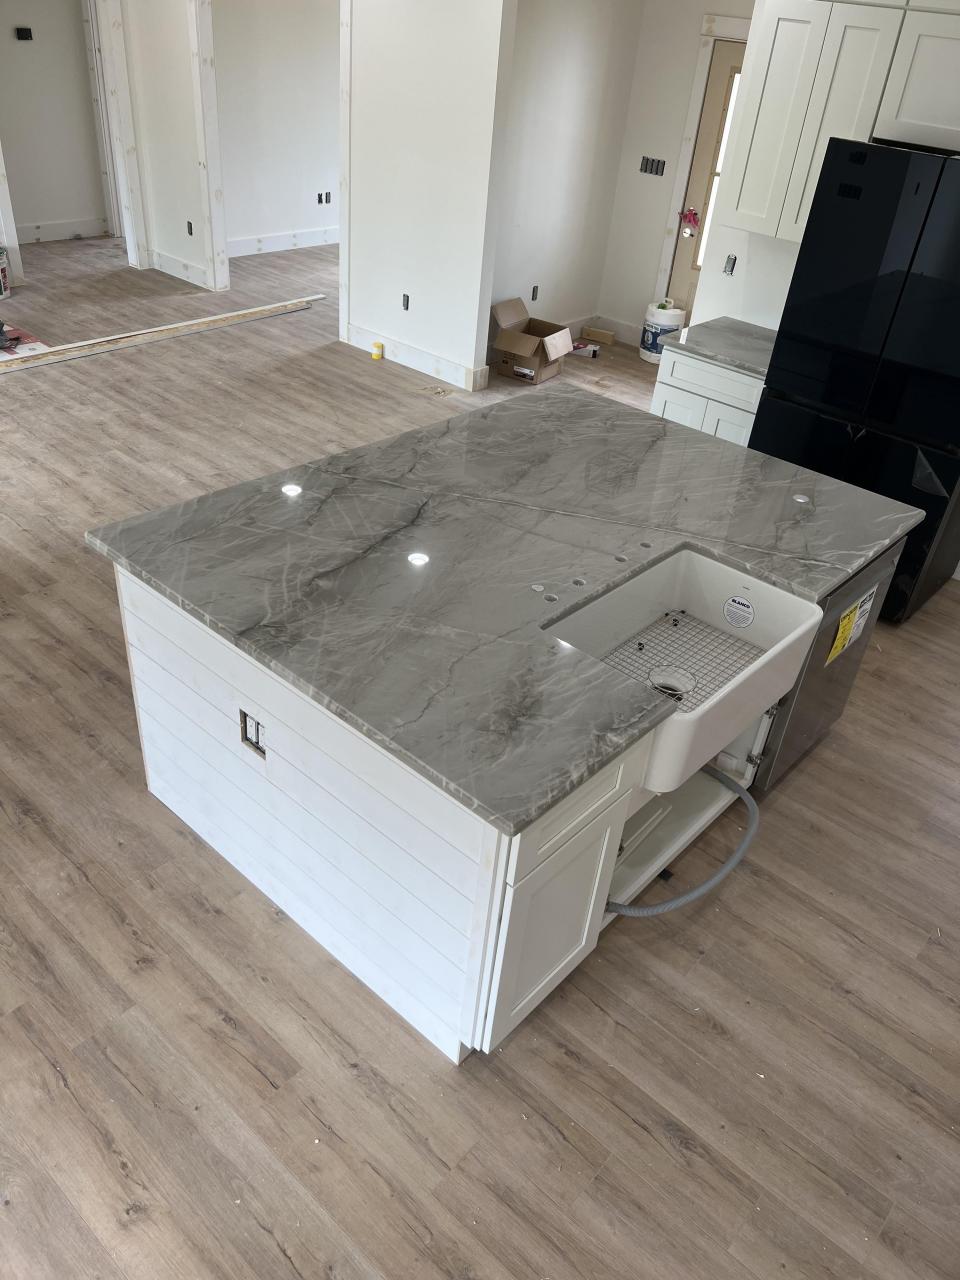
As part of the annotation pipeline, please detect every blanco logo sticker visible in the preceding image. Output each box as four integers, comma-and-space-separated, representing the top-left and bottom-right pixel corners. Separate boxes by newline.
723, 595, 755, 628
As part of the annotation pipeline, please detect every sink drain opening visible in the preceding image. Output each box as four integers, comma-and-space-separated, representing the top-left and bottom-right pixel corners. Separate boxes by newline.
648, 665, 697, 702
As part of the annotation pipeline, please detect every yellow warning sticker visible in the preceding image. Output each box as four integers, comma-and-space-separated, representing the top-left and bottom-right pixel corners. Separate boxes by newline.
826, 585, 878, 665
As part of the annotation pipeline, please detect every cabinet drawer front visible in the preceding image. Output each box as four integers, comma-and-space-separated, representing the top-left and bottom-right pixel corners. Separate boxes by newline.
876, 11, 960, 151
482, 796, 629, 1051
651, 382, 708, 431
704, 399, 755, 447
508, 737, 649, 884
658, 351, 764, 411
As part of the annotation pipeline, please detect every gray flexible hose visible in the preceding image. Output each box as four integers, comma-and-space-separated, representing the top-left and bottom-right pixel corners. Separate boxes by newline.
606, 763, 759, 917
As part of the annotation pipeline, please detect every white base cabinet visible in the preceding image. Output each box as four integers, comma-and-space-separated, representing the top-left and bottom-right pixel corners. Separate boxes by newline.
651, 349, 763, 447
115, 567, 656, 1062
481, 797, 630, 1051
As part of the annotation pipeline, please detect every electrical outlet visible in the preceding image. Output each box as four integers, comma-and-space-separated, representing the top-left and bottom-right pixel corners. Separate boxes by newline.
531, 284, 539, 301
186, 220, 193, 237
325, 191, 332, 204
723, 253, 737, 276
318, 192, 323, 204
402, 293, 410, 311
239, 710, 266, 757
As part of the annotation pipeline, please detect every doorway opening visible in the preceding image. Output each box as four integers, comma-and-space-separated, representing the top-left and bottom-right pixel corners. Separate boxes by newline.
667, 39, 744, 320
0, 0, 120, 351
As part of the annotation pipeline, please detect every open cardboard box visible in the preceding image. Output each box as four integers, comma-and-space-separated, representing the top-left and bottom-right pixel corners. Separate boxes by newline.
490, 297, 573, 384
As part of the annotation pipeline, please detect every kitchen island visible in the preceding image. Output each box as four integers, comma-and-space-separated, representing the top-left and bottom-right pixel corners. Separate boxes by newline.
87, 385, 923, 1060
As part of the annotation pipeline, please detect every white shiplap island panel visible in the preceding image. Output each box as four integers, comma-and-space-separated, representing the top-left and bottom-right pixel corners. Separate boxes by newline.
116, 568, 648, 1060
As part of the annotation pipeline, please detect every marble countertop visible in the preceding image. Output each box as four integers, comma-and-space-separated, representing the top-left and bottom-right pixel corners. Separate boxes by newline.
660, 316, 778, 379
87, 386, 922, 836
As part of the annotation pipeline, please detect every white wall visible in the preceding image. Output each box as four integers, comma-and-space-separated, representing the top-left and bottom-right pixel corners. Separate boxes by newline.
344, 0, 514, 388
121, 0, 209, 283
596, 0, 755, 342
212, 0, 339, 259
491, 0, 641, 329
691, 223, 799, 327
0, 0, 107, 242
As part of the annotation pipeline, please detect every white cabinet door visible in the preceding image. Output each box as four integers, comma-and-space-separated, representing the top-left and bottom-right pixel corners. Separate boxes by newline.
651, 382, 708, 431
704, 400, 755, 446
875, 11, 960, 149
779, 4, 904, 241
482, 797, 628, 1051
721, 0, 831, 235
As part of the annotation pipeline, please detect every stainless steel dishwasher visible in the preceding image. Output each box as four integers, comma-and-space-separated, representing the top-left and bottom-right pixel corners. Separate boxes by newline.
753, 538, 905, 791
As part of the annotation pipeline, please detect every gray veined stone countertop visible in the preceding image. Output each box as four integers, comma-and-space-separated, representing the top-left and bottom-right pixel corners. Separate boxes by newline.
659, 316, 778, 380
87, 385, 922, 836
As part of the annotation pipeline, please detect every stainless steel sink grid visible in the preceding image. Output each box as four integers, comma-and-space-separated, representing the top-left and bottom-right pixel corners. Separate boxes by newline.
602, 610, 763, 712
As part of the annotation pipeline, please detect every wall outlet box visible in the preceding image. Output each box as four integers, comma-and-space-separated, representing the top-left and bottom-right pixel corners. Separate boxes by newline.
15, 26, 32, 40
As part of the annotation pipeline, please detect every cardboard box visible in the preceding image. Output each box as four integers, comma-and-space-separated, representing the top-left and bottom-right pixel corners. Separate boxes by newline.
581, 324, 615, 345
490, 297, 573, 384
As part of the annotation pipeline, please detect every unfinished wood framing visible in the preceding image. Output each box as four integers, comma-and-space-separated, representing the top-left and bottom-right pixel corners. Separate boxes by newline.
0, 296, 323, 375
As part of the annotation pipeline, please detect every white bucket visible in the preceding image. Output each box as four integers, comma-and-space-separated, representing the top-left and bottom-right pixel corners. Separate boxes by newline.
0, 248, 10, 300
639, 299, 684, 363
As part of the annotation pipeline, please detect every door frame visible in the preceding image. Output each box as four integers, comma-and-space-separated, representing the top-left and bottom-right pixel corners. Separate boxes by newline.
0, 132, 22, 282
89, 0, 149, 271
81, 0, 122, 237
654, 14, 750, 303
188, 0, 230, 290
0, 0, 139, 284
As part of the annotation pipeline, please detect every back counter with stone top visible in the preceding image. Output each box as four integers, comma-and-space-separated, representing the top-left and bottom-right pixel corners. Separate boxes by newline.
87, 385, 922, 1060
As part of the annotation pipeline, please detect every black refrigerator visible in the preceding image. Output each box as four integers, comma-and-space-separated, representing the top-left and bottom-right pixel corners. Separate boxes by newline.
751, 138, 960, 622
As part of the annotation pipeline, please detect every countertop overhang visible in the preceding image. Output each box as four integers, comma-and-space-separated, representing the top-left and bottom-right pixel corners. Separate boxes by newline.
87, 385, 923, 835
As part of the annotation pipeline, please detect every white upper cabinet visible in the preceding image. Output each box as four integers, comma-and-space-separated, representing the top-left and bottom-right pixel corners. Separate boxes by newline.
721, 0, 960, 244
779, 4, 903, 241
720, 0, 831, 236
875, 11, 960, 149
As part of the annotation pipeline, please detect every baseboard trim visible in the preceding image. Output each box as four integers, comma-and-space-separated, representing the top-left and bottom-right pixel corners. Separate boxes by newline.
148, 250, 215, 289
347, 323, 488, 391
228, 226, 339, 258
590, 314, 642, 348
563, 314, 598, 340
16, 217, 109, 243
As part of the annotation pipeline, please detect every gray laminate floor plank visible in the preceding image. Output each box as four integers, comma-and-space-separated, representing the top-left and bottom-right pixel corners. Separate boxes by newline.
0, 243, 956, 1278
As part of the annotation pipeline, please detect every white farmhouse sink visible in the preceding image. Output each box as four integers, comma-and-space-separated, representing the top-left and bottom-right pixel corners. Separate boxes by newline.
547, 549, 822, 792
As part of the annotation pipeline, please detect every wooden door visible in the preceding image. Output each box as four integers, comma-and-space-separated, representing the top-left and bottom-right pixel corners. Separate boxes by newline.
481, 797, 628, 1051
875, 11, 960, 151
668, 41, 745, 320
779, 3, 903, 242
720, 0, 830, 236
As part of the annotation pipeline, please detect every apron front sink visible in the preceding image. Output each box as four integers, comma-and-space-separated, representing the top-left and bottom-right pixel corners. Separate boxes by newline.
545, 549, 822, 792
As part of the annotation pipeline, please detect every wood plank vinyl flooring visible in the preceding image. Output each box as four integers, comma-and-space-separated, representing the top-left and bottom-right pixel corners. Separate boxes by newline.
0, 243, 958, 1280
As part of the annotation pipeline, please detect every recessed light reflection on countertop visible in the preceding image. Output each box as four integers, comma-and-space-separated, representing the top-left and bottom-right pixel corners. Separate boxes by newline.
407, 552, 430, 567
281, 483, 302, 497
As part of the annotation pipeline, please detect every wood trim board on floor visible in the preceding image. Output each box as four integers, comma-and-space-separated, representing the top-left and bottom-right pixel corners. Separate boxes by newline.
0, 295, 325, 374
